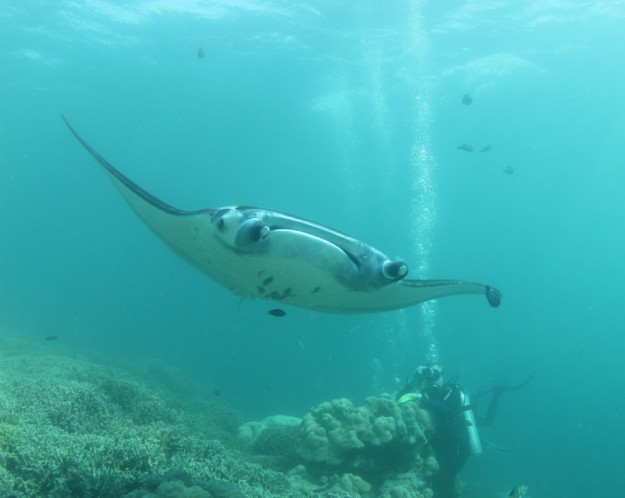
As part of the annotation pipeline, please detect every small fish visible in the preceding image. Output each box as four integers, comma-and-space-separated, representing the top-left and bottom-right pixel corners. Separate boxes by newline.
457, 143, 473, 152
268, 308, 286, 317
502, 165, 515, 175
197, 47, 205, 58
480, 144, 492, 152
45, 335, 59, 341
462, 93, 473, 105
509, 485, 528, 498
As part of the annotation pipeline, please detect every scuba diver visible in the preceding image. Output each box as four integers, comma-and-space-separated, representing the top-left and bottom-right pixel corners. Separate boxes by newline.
396, 364, 534, 498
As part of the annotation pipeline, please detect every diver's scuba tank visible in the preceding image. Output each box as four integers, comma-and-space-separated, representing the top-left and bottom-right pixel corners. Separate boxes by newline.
458, 390, 483, 455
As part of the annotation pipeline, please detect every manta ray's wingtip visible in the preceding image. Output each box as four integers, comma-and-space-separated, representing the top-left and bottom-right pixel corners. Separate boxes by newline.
61, 114, 75, 133
485, 286, 502, 308
61, 114, 80, 140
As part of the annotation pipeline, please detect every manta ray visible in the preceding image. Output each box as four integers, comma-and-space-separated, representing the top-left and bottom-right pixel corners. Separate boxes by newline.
63, 116, 501, 314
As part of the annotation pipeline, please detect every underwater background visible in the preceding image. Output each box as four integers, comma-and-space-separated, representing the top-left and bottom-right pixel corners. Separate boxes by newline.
1, 1, 625, 496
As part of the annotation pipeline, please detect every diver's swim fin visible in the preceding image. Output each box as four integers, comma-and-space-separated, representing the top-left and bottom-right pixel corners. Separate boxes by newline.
499, 371, 535, 393
481, 437, 512, 453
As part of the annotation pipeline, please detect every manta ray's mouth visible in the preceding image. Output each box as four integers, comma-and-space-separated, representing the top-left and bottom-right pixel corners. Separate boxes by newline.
382, 260, 408, 281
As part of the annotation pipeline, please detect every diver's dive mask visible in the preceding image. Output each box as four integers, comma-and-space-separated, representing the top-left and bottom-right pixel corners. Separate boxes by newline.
415, 365, 443, 385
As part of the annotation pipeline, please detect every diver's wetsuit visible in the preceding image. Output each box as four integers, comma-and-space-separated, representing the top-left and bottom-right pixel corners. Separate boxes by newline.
420, 384, 471, 498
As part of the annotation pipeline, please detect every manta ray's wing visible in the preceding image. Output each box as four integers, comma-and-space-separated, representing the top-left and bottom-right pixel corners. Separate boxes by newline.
62, 116, 255, 293
315, 278, 501, 313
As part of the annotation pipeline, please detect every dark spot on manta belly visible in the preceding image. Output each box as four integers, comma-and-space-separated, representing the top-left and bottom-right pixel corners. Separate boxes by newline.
312, 286, 321, 294
268, 288, 295, 300
262, 276, 274, 286
268, 308, 286, 317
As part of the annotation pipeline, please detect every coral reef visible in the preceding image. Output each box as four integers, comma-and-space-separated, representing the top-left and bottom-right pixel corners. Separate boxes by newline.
289, 395, 434, 496
295, 395, 432, 471
126, 479, 211, 498
0, 336, 437, 498
0, 337, 292, 498
288, 464, 374, 497
238, 415, 301, 459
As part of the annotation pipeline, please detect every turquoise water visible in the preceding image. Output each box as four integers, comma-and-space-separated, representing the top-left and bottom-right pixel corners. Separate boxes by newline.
2, 1, 625, 496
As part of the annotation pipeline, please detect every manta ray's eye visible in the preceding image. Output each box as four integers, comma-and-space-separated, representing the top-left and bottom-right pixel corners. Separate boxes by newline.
217, 218, 225, 230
